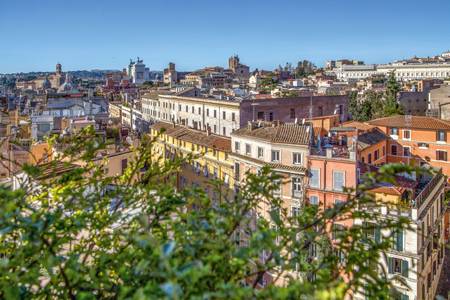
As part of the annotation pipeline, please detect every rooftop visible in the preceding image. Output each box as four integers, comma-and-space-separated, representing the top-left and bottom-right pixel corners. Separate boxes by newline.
367, 115, 450, 130
232, 122, 311, 145
357, 129, 388, 151
151, 122, 231, 152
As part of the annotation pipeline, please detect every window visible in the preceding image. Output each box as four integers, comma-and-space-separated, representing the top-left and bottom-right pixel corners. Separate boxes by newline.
437, 130, 446, 142
121, 159, 128, 174
403, 146, 411, 157
234, 163, 240, 181
368, 153, 372, 164
235, 141, 240, 153
206, 108, 209, 116
292, 177, 302, 198
178, 104, 181, 111
213, 110, 217, 118
273, 179, 281, 195
418, 142, 429, 148
271, 150, 280, 162
257, 111, 264, 120
291, 206, 300, 217
222, 127, 226, 136
198, 107, 201, 114
387, 257, 409, 277
374, 149, 379, 161
393, 229, 404, 251
436, 150, 447, 161
332, 171, 345, 192
309, 169, 320, 188
334, 198, 345, 207
257, 147, 264, 158
223, 111, 226, 120
391, 145, 398, 156
269, 112, 274, 121
332, 224, 346, 240
191, 106, 194, 113
309, 195, 319, 205
245, 143, 251, 155
290, 108, 295, 119
363, 222, 381, 243
232, 112, 235, 122
403, 130, 411, 140
390, 127, 399, 136
293, 152, 302, 165
213, 125, 217, 133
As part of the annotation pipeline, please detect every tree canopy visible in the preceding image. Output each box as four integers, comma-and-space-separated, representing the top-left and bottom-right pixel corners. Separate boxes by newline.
348, 73, 403, 122
0, 127, 424, 299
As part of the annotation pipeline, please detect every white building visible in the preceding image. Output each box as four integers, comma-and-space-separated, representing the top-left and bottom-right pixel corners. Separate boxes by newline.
354, 172, 446, 300
333, 64, 379, 80
332, 62, 450, 82
127, 58, 150, 85
378, 63, 450, 81
142, 94, 241, 137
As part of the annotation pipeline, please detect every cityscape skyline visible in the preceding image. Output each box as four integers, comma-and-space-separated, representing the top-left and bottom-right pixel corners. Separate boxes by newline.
1, 0, 450, 73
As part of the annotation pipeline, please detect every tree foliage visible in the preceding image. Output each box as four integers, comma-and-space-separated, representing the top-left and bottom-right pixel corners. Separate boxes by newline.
0, 127, 422, 299
349, 73, 403, 122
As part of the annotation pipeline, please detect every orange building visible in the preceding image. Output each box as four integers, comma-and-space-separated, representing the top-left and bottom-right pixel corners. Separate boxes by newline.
367, 115, 450, 241
368, 116, 450, 177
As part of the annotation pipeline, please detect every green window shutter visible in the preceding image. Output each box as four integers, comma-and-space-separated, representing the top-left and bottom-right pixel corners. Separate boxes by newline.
401, 260, 409, 277
401, 294, 409, 300
375, 227, 381, 244
396, 230, 403, 251
388, 257, 393, 274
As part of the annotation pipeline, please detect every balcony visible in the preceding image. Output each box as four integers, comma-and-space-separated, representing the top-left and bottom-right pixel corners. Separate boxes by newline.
310, 144, 355, 160
309, 131, 356, 160
412, 172, 445, 211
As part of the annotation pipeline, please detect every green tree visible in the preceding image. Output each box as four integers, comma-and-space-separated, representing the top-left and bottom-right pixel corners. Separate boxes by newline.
348, 91, 359, 119
348, 90, 384, 122
0, 127, 423, 299
383, 72, 403, 116
295, 60, 316, 78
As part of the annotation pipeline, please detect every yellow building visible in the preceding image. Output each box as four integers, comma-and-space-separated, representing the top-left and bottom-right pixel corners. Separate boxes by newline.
150, 122, 234, 201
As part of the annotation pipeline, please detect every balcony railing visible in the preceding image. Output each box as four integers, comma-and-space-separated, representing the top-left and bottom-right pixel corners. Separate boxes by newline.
412, 173, 444, 209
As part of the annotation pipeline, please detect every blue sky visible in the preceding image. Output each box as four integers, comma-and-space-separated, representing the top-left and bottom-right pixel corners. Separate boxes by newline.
1, 0, 449, 73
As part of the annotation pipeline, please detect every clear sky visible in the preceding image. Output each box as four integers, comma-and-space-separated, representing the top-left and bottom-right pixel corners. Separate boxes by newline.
1, 0, 449, 73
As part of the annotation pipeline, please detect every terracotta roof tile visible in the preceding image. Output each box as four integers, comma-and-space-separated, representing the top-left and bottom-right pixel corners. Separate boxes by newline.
357, 129, 388, 150
150, 122, 231, 152
232, 123, 311, 145
230, 152, 307, 174
367, 115, 450, 130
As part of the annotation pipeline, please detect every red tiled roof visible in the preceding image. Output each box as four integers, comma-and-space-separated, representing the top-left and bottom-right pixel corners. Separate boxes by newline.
232, 123, 311, 145
367, 115, 450, 130
369, 186, 404, 196
341, 121, 375, 131
151, 122, 231, 151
